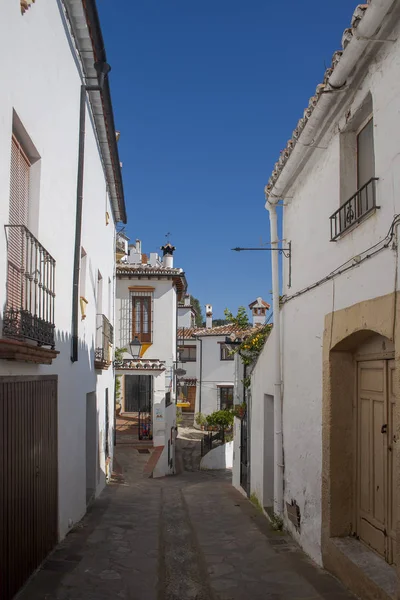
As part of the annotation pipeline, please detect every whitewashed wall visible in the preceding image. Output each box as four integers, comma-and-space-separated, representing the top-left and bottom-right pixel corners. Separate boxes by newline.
0, 0, 117, 539
201, 441, 233, 470
195, 335, 235, 415
248, 331, 275, 509
116, 279, 176, 369
177, 338, 198, 380
232, 417, 241, 490
275, 18, 400, 565
115, 276, 178, 477
177, 306, 193, 328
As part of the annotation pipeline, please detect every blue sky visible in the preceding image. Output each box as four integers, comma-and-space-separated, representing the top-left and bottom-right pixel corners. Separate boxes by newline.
98, 0, 353, 319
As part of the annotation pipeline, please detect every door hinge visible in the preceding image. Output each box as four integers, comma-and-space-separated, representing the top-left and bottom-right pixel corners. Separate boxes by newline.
381, 424, 388, 434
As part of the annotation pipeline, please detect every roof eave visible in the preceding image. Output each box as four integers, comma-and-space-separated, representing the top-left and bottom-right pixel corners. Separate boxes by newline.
63, 0, 127, 224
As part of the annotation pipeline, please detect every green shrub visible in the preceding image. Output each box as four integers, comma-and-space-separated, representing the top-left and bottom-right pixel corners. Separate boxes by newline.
195, 412, 207, 427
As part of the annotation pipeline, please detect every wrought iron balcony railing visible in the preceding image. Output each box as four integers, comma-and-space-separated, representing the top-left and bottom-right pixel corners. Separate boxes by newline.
95, 313, 114, 367
3, 225, 56, 347
330, 177, 379, 241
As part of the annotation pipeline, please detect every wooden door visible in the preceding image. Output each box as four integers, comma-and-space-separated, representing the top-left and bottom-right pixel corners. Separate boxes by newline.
357, 360, 396, 563
182, 385, 196, 412
387, 360, 396, 564
0, 376, 58, 600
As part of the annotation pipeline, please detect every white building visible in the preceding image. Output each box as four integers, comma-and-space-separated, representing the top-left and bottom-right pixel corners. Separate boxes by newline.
178, 294, 197, 329
240, 2, 400, 598
0, 1, 126, 597
115, 240, 187, 476
177, 302, 265, 420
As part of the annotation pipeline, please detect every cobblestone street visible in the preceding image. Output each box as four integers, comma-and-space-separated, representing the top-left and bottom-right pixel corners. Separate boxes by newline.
17, 430, 356, 600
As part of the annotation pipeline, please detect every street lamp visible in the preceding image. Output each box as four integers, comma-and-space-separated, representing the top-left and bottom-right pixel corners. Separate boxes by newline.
129, 337, 142, 359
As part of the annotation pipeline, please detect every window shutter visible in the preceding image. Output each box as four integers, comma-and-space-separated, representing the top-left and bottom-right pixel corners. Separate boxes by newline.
9, 136, 30, 227
7, 136, 30, 310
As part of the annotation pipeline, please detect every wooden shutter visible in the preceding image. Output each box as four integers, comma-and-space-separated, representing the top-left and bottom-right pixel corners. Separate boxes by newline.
7, 136, 30, 311
9, 135, 30, 227
132, 296, 152, 343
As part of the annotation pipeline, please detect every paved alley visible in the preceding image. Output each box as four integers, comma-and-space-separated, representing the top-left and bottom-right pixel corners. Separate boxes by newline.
17, 432, 356, 600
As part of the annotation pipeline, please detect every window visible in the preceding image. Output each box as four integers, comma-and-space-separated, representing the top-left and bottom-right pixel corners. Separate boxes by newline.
180, 345, 196, 362
9, 135, 30, 228
220, 344, 233, 361
357, 117, 375, 214
332, 95, 378, 240
7, 135, 30, 312
219, 387, 233, 410
96, 271, 103, 314
132, 295, 152, 343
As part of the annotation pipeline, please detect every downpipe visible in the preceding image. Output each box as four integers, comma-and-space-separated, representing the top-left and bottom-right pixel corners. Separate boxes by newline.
71, 63, 111, 362
267, 202, 284, 517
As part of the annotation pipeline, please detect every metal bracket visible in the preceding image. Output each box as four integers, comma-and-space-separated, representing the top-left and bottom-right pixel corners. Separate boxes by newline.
231, 242, 292, 288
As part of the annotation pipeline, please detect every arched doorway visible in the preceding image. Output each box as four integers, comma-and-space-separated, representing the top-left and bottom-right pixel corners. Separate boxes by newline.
321, 294, 400, 598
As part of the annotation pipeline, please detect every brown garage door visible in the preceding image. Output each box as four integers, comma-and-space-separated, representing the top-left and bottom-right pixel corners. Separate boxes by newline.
0, 376, 58, 599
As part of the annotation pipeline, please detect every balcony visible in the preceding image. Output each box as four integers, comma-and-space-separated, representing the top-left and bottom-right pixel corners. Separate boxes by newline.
95, 313, 113, 370
330, 178, 379, 241
2, 225, 56, 352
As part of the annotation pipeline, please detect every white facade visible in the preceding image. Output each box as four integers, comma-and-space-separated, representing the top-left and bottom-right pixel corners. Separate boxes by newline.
280, 10, 400, 565
115, 243, 187, 476
244, 4, 400, 596
195, 331, 236, 416
0, 0, 125, 547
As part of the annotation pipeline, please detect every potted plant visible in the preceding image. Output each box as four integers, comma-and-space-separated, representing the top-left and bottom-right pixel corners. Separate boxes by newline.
233, 403, 246, 419
195, 412, 207, 430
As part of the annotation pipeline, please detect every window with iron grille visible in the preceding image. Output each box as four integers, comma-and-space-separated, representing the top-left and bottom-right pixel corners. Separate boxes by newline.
332, 96, 378, 241
219, 386, 234, 410
180, 345, 196, 362
3, 131, 56, 348
131, 291, 153, 343
220, 344, 233, 361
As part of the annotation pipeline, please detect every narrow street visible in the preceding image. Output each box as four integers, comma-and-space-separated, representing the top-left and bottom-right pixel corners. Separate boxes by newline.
18, 429, 356, 600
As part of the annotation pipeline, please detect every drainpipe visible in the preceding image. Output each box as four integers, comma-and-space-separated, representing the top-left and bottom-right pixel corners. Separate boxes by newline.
266, 202, 284, 517
198, 337, 203, 414
71, 62, 111, 362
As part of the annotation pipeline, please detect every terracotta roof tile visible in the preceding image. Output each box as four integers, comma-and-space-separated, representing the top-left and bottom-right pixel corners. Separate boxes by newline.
177, 328, 197, 339
194, 324, 254, 337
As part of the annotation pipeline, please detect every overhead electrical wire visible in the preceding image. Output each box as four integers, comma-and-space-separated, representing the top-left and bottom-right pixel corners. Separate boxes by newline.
282, 214, 400, 304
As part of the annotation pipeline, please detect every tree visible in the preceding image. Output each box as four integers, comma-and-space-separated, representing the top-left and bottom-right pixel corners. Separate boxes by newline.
224, 306, 250, 328
190, 295, 204, 327
212, 318, 228, 327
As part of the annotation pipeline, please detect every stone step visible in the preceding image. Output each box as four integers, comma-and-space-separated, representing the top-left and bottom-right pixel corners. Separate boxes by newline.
180, 412, 195, 428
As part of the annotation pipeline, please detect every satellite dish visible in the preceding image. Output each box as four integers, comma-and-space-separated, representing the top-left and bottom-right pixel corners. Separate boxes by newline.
175, 368, 186, 376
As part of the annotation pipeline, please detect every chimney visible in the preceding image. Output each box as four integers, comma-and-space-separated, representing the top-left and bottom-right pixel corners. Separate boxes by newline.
135, 239, 141, 255
249, 296, 269, 327
160, 242, 176, 269
205, 304, 212, 329
184, 294, 190, 307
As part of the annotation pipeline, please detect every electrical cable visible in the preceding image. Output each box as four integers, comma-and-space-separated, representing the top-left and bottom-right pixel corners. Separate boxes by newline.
282, 214, 400, 304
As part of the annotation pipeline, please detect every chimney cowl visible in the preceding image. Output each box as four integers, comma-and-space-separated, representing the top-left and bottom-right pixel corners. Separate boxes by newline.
161, 241, 175, 268
160, 242, 176, 256
205, 304, 213, 329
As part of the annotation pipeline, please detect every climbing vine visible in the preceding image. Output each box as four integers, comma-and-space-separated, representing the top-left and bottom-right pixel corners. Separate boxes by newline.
237, 324, 272, 367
